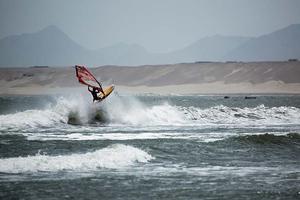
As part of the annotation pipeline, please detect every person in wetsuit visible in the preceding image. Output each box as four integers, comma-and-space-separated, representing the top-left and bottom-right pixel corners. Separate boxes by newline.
88, 86, 105, 102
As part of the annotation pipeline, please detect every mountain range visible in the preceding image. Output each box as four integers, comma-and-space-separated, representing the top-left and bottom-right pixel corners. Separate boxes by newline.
0, 24, 299, 66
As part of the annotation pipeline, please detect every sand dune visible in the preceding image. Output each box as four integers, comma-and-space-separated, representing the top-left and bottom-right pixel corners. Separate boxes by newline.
1, 61, 300, 95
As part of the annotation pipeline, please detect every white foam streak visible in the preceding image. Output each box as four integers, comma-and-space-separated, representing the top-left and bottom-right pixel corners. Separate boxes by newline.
0, 144, 153, 173
27, 132, 227, 141
144, 165, 281, 177
26, 131, 295, 142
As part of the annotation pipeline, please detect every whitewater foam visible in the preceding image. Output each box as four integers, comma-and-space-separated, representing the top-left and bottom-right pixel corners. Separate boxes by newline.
100, 95, 185, 125
0, 144, 153, 173
178, 105, 300, 125
0, 97, 74, 130
0, 95, 300, 132
101, 95, 300, 126
0, 95, 99, 130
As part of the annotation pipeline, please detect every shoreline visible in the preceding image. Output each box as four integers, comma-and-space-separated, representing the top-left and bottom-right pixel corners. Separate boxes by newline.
2, 82, 300, 96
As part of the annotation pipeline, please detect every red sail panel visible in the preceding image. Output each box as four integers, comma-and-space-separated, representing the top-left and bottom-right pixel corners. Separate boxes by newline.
75, 65, 101, 89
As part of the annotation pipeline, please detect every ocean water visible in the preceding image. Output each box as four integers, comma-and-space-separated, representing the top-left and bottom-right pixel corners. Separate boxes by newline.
0, 94, 299, 199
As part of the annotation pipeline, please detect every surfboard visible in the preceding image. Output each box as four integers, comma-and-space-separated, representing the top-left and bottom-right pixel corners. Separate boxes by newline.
98, 85, 114, 100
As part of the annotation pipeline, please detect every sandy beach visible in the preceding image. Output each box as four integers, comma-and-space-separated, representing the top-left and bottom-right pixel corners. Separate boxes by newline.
1, 61, 300, 95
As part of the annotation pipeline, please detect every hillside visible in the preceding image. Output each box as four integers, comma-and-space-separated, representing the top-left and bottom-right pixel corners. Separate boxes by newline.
0, 26, 88, 66
0, 24, 299, 66
225, 24, 300, 61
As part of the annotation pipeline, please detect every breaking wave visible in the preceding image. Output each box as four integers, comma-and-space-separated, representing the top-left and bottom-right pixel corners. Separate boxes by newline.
0, 144, 153, 173
0, 95, 300, 131
178, 104, 300, 125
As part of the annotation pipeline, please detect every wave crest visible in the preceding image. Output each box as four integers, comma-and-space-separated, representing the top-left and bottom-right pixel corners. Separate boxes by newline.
229, 133, 300, 145
0, 95, 300, 130
0, 144, 153, 173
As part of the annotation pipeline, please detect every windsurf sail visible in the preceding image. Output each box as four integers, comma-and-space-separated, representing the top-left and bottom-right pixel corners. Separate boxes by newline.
75, 65, 103, 91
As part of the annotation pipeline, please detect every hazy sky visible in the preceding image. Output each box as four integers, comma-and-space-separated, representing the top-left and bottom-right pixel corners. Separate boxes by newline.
0, 0, 300, 53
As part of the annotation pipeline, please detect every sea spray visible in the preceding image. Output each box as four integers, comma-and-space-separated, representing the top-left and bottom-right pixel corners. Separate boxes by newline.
102, 95, 185, 125
1, 95, 300, 131
0, 96, 78, 130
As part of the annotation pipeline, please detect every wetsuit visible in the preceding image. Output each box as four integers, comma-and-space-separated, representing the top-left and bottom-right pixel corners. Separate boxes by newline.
88, 86, 101, 102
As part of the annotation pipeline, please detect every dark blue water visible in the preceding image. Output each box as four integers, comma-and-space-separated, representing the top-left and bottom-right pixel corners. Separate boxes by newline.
0, 95, 299, 199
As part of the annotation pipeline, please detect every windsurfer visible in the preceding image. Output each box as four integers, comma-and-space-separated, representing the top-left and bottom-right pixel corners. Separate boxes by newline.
88, 86, 105, 102
75, 65, 113, 102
